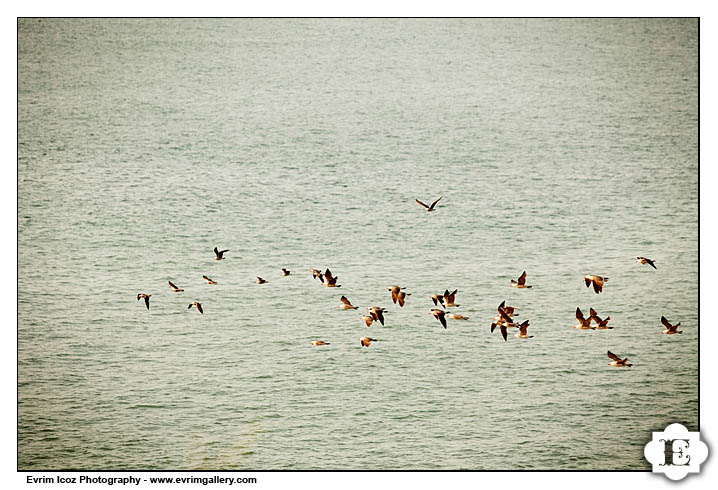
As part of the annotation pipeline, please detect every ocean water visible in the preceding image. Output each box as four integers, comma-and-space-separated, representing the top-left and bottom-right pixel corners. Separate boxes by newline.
17, 18, 698, 470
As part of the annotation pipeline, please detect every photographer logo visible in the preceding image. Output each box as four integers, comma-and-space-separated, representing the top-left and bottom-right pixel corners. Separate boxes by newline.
644, 423, 708, 480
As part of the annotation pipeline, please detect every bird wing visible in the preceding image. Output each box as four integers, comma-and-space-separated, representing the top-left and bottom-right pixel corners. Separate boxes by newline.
647, 259, 657, 269
214, 247, 220, 257
340, 295, 352, 306
203, 275, 211, 281
661, 316, 672, 329
429, 196, 442, 209
197, 303, 203, 314
398, 294, 405, 307
448, 289, 457, 303
592, 281, 601, 294
432, 296, 439, 306
390, 288, 398, 304
376, 310, 385, 325
498, 307, 513, 324
169, 281, 178, 290
518, 271, 527, 285
438, 312, 447, 329
416, 199, 430, 209
498, 300, 506, 311
500, 324, 507, 341
144, 296, 150, 309
607, 351, 621, 362
576, 307, 586, 322
519, 321, 529, 335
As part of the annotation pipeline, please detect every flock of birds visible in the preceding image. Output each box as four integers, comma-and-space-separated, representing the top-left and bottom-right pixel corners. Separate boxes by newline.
136, 198, 683, 366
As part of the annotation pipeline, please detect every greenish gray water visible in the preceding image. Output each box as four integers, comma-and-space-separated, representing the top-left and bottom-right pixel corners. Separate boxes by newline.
18, 18, 697, 470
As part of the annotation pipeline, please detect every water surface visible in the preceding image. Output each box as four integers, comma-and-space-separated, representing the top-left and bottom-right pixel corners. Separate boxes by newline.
17, 18, 698, 470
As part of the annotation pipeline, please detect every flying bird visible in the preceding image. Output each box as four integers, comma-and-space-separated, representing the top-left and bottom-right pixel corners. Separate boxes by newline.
443, 289, 460, 307
387, 285, 406, 304
514, 320, 533, 339
511, 271, 532, 288
584, 274, 608, 294
359, 336, 379, 347
188, 302, 203, 314
430, 308, 448, 329
636, 256, 657, 269
257, 277, 268, 284
416, 196, 442, 212
203, 275, 218, 285
214, 247, 229, 260
310, 340, 330, 346
661, 316, 682, 334
168, 281, 184, 292
323, 269, 341, 287
338, 296, 359, 310
607, 350, 632, 367
137, 293, 151, 310
282, 268, 291, 276
589, 308, 612, 329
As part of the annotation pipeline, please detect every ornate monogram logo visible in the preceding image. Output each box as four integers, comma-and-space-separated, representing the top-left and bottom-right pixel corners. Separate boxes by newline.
644, 423, 709, 480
